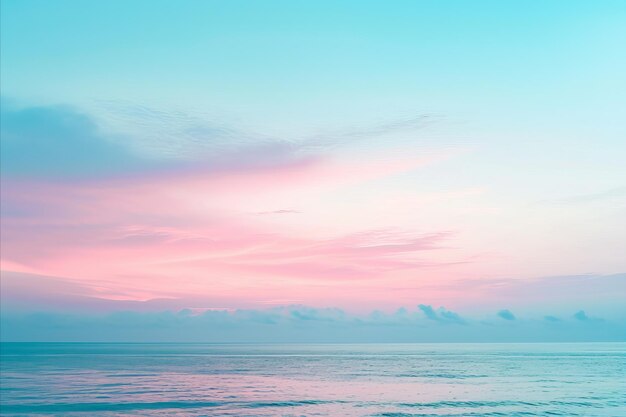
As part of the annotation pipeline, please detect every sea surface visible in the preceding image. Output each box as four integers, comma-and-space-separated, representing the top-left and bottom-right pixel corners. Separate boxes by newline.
0, 343, 624, 416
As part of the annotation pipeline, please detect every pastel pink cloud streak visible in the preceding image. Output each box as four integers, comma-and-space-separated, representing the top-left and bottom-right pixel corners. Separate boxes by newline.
1, 149, 471, 309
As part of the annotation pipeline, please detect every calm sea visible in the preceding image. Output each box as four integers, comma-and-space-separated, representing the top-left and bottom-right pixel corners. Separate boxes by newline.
0, 343, 624, 416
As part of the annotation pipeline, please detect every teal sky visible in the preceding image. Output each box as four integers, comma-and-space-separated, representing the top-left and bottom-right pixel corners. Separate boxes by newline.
3, 0, 625, 131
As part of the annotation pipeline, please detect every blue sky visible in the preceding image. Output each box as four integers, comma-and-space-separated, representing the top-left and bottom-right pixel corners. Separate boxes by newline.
3, 0, 625, 131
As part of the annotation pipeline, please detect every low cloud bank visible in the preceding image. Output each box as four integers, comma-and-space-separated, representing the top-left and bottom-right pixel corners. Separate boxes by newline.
2, 304, 623, 343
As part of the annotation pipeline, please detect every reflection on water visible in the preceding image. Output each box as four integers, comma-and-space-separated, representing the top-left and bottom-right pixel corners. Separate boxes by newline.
1, 343, 625, 416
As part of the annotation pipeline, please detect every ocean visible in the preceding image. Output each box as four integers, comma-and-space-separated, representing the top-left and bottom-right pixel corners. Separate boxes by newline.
0, 343, 624, 416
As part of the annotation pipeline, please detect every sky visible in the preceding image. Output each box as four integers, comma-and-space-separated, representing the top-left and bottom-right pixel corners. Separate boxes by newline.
1, 0, 625, 342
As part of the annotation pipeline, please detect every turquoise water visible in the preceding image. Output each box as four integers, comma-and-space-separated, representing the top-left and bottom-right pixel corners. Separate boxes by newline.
1, 343, 624, 416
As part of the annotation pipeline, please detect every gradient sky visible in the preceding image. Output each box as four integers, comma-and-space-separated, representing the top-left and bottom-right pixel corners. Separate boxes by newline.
1, 0, 625, 341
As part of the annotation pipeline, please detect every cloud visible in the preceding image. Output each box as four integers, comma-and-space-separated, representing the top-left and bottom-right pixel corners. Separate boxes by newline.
2, 275, 621, 343
95, 103, 455, 178
418, 304, 465, 324
0, 228, 456, 306
95, 100, 307, 162
573, 310, 588, 321
572, 310, 606, 323
0, 98, 318, 179
2, 305, 624, 343
497, 309, 516, 321
439, 308, 465, 324
1, 105, 460, 303
0, 99, 147, 177
303, 114, 438, 151
441, 274, 626, 312
254, 209, 301, 215
552, 186, 626, 204
2, 98, 449, 181
418, 304, 438, 320
285, 306, 347, 322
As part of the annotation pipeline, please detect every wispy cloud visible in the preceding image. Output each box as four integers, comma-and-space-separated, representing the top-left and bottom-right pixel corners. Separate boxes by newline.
98, 100, 440, 154
2, 98, 450, 183
302, 114, 440, 151
552, 186, 626, 204
253, 209, 301, 215
438, 274, 626, 311
0, 99, 316, 179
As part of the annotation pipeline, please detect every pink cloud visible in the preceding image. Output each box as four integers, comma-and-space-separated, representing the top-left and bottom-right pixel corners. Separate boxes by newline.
1, 147, 467, 307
